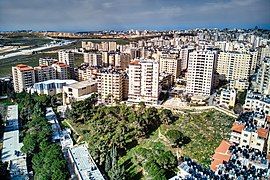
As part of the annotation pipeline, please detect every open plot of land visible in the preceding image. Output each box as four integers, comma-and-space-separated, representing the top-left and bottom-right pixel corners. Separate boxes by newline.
68, 106, 235, 179
118, 110, 235, 179
161, 110, 236, 167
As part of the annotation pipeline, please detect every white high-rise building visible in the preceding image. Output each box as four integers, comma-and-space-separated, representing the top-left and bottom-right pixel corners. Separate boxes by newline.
58, 50, 75, 68
128, 59, 160, 104
186, 50, 216, 96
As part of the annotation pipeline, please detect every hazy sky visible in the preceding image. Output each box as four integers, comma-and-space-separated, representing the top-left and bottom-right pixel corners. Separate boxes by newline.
1, 0, 270, 31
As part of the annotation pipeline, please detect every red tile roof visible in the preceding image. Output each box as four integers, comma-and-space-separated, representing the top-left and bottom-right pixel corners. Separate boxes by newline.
210, 140, 232, 171
16, 64, 33, 71
257, 128, 269, 139
130, 60, 139, 65
231, 123, 245, 133
215, 140, 231, 154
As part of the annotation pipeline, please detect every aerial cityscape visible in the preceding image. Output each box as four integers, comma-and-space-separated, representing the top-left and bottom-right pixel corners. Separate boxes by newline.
0, 0, 270, 180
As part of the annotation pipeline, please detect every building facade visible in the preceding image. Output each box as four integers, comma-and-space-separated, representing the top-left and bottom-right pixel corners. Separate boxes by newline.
128, 59, 160, 104
12, 64, 35, 93
186, 50, 216, 96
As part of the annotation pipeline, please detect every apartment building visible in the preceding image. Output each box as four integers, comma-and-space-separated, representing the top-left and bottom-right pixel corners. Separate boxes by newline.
219, 88, 236, 108
12, 64, 35, 92
52, 62, 69, 80
159, 56, 181, 82
96, 69, 128, 104
81, 41, 97, 50
254, 57, 270, 95
58, 50, 75, 68
229, 79, 249, 91
34, 65, 56, 82
115, 53, 131, 70
230, 112, 269, 152
180, 46, 194, 71
83, 52, 102, 66
186, 50, 216, 96
243, 91, 270, 115
63, 80, 97, 105
217, 52, 251, 81
128, 59, 160, 104
39, 57, 57, 66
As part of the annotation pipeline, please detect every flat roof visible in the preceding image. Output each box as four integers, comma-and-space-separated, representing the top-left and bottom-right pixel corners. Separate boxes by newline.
34, 79, 77, 85
69, 144, 104, 180
66, 80, 96, 89
5, 105, 19, 131
2, 130, 24, 162
1, 105, 28, 179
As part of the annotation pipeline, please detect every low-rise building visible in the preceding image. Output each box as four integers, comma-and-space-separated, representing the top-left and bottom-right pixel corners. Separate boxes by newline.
219, 88, 236, 108
67, 144, 105, 180
243, 91, 270, 115
30, 79, 77, 95
1, 105, 28, 179
63, 80, 97, 105
229, 112, 269, 152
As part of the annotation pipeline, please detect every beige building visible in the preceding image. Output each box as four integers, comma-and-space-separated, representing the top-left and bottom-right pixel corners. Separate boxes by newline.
219, 88, 236, 108
159, 56, 181, 82
63, 80, 97, 105
34, 65, 56, 82
83, 52, 102, 66
115, 53, 131, 70
12, 64, 35, 93
81, 41, 97, 50
217, 52, 251, 81
128, 59, 160, 104
186, 50, 216, 96
229, 79, 249, 91
96, 69, 128, 104
243, 91, 270, 115
52, 62, 69, 80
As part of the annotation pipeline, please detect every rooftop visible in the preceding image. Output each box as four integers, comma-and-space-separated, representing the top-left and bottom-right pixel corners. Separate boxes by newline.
66, 80, 96, 89
15, 64, 33, 71
68, 144, 105, 180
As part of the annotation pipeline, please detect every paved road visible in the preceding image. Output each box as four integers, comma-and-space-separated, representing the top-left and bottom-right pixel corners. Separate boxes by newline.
0, 40, 73, 60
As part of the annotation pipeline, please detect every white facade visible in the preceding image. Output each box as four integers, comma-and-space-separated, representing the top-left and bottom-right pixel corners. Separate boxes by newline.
128, 59, 160, 104
58, 50, 75, 68
243, 91, 270, 115
30, 79, 77, 95
186, 50, 215, 96
219, 88, 236, 108
84, 52, 102, 66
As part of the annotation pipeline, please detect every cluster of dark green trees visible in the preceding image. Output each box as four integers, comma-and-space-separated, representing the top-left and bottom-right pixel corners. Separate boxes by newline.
13, 92, 68, 179
134, 142, 177, 179
68, 96, 179, 179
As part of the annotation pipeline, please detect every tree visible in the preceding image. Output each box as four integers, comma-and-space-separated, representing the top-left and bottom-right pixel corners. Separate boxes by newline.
166, 129, 190, 148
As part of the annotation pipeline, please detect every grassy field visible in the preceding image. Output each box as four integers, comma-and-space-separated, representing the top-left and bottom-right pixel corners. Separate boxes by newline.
161, 110, 235, 167
0, 52, 58, 77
